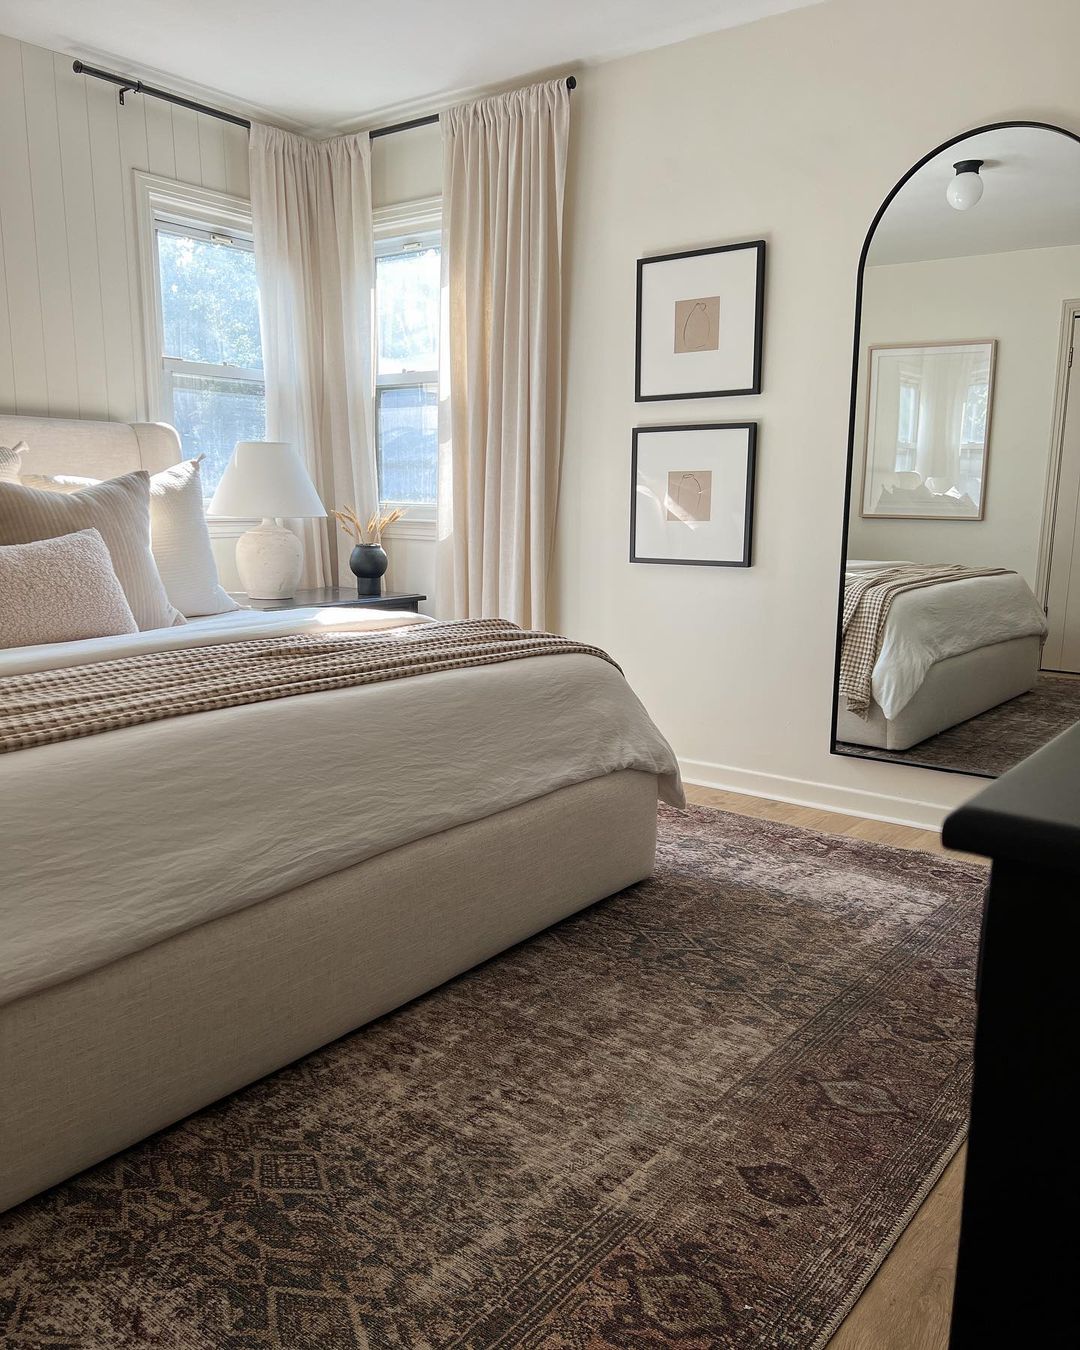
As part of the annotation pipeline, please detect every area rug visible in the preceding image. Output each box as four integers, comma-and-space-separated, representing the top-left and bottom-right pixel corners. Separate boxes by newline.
838, 672, 1080, 777
0, 806, 985, 1350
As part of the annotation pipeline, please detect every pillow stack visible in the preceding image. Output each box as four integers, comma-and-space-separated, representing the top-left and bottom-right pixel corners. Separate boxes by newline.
0, 468, 182, 631
0, 443, 239, 646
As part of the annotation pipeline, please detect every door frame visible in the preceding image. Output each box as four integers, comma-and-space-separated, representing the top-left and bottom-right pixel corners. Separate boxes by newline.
1036, 298, 1080, 608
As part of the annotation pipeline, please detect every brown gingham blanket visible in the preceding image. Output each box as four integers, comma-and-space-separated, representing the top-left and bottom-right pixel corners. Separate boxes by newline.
0, 618, 620, 754
840, 563, 1009, 718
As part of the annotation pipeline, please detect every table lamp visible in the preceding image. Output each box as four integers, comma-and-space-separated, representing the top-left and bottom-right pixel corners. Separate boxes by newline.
207, 441, 326, 599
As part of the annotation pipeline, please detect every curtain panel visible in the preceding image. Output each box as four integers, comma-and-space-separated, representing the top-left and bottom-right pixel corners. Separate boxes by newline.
439, 80, 571, 628
248, 124, 377, 587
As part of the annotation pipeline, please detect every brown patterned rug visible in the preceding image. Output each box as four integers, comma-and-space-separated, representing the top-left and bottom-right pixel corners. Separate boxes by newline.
0, 805, 984, 1349
838, 672, 1080, 777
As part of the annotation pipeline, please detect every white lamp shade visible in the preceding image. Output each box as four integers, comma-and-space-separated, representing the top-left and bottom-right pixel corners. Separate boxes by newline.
206, 441, 327, 519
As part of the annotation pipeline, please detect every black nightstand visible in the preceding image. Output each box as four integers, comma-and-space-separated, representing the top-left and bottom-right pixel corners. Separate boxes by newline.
232, 587, 426, 614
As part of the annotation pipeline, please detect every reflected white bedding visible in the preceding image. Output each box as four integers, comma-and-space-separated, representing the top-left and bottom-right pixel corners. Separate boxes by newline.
847, 561, 1047, 718
1, 609, 682, 1007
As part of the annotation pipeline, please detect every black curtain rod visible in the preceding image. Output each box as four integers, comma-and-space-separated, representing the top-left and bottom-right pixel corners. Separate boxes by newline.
71, 61, 576, 139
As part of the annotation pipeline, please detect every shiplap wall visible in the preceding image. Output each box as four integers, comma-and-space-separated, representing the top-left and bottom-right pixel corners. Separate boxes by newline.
0, 34, 250, 426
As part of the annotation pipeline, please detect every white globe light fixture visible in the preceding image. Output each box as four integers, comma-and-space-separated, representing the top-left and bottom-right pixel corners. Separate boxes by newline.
946, 159, 985, 211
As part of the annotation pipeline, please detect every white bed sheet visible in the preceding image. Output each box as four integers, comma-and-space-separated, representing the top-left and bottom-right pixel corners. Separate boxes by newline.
846, 561, 1047, 718
0, 605, 433, 676
0, 610, 682, 1006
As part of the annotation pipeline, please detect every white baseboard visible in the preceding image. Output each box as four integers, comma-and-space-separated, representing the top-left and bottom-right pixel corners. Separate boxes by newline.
677, 758, 971, 831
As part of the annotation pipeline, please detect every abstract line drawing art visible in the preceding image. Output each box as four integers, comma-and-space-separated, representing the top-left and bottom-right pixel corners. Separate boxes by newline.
665, 470, 713, 522
674, 297, 721, 353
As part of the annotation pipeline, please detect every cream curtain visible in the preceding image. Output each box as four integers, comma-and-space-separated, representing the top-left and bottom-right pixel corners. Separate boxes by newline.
438, 80, 571, 628
248, 124, 377, 587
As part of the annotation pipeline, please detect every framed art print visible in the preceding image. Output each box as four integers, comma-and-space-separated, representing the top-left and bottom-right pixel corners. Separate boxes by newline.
861, 339, 996, 520
630, 423, 756, 567
635, 241, 765, 401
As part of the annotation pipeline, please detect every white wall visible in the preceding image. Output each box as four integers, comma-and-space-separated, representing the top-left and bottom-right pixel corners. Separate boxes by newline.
371, 123, 441, 207
0, 35, 250, 424
552, 0, 1080, 826
849, 245, 1080, 584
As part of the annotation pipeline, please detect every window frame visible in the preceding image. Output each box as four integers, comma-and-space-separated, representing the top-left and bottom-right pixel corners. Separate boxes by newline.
134, 172, 265, 511
373, 196, 442, 533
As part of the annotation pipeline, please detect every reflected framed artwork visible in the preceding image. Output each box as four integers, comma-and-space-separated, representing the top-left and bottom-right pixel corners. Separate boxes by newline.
860, 339, 996, 520
630, 423, 756, 567
635, 240, 765, 400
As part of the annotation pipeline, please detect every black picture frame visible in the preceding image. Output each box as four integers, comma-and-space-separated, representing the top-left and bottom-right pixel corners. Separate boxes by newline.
630, 422, 757, 568
635, 240, 766, 402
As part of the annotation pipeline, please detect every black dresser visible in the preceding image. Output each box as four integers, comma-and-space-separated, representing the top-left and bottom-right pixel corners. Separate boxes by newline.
942, 721, 1080, 1348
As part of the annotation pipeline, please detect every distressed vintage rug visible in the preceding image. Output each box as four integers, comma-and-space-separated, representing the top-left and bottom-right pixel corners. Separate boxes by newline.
838, 672, 1080, 777
0, 806, 984, 1349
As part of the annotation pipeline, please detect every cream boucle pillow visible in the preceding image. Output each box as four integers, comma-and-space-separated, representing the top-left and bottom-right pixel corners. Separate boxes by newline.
0, 471, 183, 631
0, 529, 138, 649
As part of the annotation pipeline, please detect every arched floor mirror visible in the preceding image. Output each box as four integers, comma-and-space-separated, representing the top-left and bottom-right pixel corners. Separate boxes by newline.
831, 121, 1080, 778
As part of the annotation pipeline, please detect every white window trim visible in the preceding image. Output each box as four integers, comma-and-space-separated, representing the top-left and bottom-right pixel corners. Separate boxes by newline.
373, 196, 441, 540
134, 171, 263, 528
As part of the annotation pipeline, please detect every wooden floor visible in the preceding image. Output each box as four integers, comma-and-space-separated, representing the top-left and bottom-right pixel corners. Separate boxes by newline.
682, 783, 979, 1350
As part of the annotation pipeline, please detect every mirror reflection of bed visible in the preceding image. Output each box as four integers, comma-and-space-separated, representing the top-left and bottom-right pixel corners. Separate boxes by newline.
833, 123, 1080, 778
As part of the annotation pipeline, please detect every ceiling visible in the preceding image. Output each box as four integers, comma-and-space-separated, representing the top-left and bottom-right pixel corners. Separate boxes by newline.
869, 126, 1080, 267
0, 0, 824, 135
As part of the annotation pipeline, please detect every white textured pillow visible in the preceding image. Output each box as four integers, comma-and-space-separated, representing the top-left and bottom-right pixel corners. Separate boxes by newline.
22, 458, 237, 618
0, 441, 27, 483
147, 459, 239, 617
0, 471, 183, 631
0, 529, 138, 648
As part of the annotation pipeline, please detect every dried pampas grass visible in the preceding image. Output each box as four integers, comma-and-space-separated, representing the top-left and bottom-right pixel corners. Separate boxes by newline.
331, 504, 407, 546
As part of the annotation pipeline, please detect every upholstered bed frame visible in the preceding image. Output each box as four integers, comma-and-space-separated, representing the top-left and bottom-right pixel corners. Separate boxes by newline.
835, 635, 1042, 752
0, 414, 662, 1214
0, 411, 182, 480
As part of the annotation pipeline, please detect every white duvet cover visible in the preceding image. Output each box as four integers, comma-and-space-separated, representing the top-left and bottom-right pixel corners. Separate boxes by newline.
0, 609, 682, 1006
847, 561, 1048, 718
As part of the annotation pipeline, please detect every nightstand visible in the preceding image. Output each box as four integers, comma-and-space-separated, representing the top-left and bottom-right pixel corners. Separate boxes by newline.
232, 588, 426, 614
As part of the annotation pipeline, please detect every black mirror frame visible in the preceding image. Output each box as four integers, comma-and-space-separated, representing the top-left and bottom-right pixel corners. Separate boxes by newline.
829, 119, 1080, 777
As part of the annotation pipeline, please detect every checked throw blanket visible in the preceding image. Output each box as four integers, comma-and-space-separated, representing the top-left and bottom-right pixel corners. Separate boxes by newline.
840, 563, 1009, 718
0, 618, 620, 754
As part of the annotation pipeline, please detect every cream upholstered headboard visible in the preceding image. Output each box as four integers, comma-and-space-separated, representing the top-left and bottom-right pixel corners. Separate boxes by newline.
0, 414, 181, 480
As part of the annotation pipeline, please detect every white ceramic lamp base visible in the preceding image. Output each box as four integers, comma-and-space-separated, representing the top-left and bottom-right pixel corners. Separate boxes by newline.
235, 518, 304, 599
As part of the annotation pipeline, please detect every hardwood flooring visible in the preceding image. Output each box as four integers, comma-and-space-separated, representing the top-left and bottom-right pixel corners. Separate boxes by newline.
681, 783, 979, 1350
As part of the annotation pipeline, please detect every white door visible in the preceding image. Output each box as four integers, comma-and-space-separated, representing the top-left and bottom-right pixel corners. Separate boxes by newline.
1045, 315, 1080, 673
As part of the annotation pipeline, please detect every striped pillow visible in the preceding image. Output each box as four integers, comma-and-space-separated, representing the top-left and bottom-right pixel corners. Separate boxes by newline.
0, 471, 184, 631
0, 441, 27, 483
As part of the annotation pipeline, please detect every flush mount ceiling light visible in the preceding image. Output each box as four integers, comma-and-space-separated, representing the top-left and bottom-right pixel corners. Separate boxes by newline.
947, 159, 985, 211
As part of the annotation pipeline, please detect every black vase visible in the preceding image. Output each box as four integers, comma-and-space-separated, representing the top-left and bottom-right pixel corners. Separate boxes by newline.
349, 543, 388, 597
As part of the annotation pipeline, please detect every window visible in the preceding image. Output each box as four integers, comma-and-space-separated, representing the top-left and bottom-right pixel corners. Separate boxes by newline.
374, 215, 440, 514
894, 378, 920, 472
138, 175, 265, 499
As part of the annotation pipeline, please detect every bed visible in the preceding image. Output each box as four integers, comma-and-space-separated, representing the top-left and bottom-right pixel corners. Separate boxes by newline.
0, 414, 682, 1214
836, 559, 1047, 751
